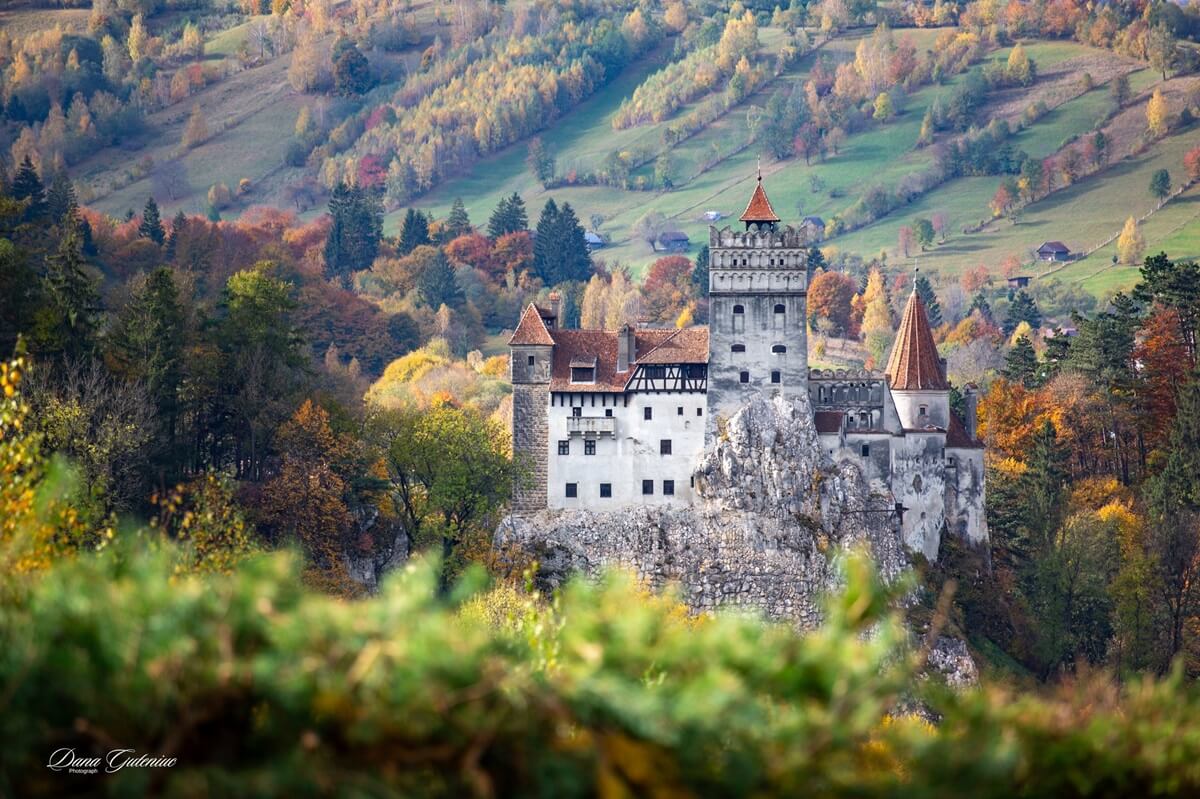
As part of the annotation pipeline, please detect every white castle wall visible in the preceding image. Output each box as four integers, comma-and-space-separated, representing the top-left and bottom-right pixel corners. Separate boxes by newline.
546, 391, 706, 509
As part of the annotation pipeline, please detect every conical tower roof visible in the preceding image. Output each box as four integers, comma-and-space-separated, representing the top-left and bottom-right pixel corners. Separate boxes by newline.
885, 287, 947, 391
739, 172, 780, 224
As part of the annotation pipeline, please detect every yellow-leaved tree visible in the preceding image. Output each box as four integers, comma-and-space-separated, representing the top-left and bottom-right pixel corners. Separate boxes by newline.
1147, 88, 1170, 137
1116, 216, 1145, 265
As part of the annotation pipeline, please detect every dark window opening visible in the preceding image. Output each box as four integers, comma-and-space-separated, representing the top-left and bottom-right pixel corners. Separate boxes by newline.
660, 439, 672, 455
733, 304, 744, 314
861, 443, 870, 457
645, 365, 667, 379
565, 483, 577, 498
642, 480, 654, 495
731, 344, 746, 353
774, 303, 786, 314
739, 371, 750, 384
772, 344, 786, 354
696, 407, 703, 416
558, 440, 569, 455
643, 407, 652, 420
677, 406, 684, 415
570, 367, 595, 383
572, 407, 582, 417
600, 483, 612, 498
527, 355, 535, 366
605, 408, 613, 417
663, 480, 675, 496
585, 439, 596, 455
770, 370, 781, 384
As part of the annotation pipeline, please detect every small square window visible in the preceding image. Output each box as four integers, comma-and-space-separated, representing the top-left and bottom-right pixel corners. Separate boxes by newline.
663, 480, 675, 496
861, 443, 870, 457
605, 408, 613, 417
677, 406, 683, 415
600, 483, 612, 498
527, 355, 535, 366
660, 439, 672, 455
585, 439, 596, 455
739, 371, 750, 384
572, 407, 582, 417
565, 483, 577, 498
642, 479, 654, 495
644, 407, 652, 420
919, 405, 928, 416
696, 407, 703, 416
558, 440, 569, 455
770, 370, 781, 384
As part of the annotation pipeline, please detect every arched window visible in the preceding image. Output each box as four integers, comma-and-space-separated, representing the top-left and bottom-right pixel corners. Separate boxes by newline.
771, 344, 786, 354
732, 304, 745, 333
731, 344, 746, 353
733, 304, 744, 314
774, 303, 786, 314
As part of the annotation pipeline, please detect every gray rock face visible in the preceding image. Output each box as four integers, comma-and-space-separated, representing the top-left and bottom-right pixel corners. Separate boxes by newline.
497, 392, 909, 628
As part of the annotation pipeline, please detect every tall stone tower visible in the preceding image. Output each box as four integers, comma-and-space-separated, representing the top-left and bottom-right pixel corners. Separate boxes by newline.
509, 302, 556, 513
706, 172, 811, 434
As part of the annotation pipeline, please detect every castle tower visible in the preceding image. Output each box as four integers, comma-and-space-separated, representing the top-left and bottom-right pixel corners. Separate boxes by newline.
509, 302, 555, 513
706, 172, 810, 433
885, 285, 949, 429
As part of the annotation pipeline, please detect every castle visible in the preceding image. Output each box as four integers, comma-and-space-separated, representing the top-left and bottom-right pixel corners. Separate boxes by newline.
509, 175, 986, 560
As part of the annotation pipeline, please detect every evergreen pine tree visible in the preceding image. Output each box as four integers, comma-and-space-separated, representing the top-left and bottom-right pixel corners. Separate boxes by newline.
445, 197, 471, 239
551, 202, 591, 285
323, 184, 383, 282
806, 245, 826, 276
139, 196, 165, 245
1005, 289, 1042, 335
11, 156, 46, 221
109, 266, 186, 477
487, 192, 527, 238
78, 216, 97, 257
166, 211, 187, 260
692, 245, 710, 297
416, 251, 464, 309
532, 198, 559, 284
1003, 335, 1039, 387
398, 208, 430, 255
914, 274, 942, 327
1038, 330, 1071, 384
43, 226, 99, 360
323, 182, 351, 278
45, 173, 78, 224
968, 291, 992, 321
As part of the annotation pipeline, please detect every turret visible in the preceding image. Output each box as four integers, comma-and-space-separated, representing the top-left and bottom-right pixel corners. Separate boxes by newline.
509, 303, 555, 512
884, 285, 949, 430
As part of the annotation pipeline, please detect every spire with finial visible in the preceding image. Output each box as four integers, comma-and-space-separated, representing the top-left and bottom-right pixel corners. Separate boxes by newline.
885, 270, 948, 391
739, 162, 780, 228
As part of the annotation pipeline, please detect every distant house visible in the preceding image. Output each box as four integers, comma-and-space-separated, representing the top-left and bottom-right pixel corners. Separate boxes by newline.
584, 231, 605, 251
1036, 241, 1071, 262
801, 215, 826, 241
656, 231, 691, 253
703, 210, 725, 222
1007, 275, 1031, 289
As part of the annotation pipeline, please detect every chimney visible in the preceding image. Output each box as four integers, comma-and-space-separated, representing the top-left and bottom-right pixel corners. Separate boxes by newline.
542, 290, 561, 329
964, 384, 978, 441
617, 323, 635, 373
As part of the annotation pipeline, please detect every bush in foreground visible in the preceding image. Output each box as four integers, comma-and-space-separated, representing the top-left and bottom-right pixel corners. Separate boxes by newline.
3, 544, 1200, 797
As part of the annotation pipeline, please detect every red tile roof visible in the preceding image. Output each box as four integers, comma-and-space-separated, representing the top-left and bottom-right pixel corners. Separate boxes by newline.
545, 327, 709, 392
508, 303, 554, 346
885, 289, 948, 391
739, 176, 780, 223
814, 410, 844, 434
946, 413, 983, 449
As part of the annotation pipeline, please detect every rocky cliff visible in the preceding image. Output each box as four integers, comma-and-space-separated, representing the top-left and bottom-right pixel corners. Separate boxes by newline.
497, 392, 909, 628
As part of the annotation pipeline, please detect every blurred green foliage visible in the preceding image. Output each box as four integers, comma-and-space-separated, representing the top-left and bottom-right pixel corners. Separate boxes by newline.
3, 543, 1200, 798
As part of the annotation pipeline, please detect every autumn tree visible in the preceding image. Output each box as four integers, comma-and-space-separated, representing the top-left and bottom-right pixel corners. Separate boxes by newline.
1147, 88, 1170, 138
1185, 146, 1200, 184
1116, 216, 1145, 265
526, 137, 555, 186
860, 268, 894, 365
381, 403, 516, 587
897, 225, 914, 257
873, 92, 893, 122
808, 270, 858, 336
642, 255, 695, 323
1146, 24, 1177, 82
913, 217, 935, 250
182, 104, 207, 149
1005, 42, 1034, 86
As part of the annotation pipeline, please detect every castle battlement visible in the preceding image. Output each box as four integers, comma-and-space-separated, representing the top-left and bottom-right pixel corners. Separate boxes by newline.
709, 225, 809, 249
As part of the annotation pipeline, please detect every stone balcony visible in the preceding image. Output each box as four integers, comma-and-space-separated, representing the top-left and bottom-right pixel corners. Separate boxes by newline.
566, 416, 616, 436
